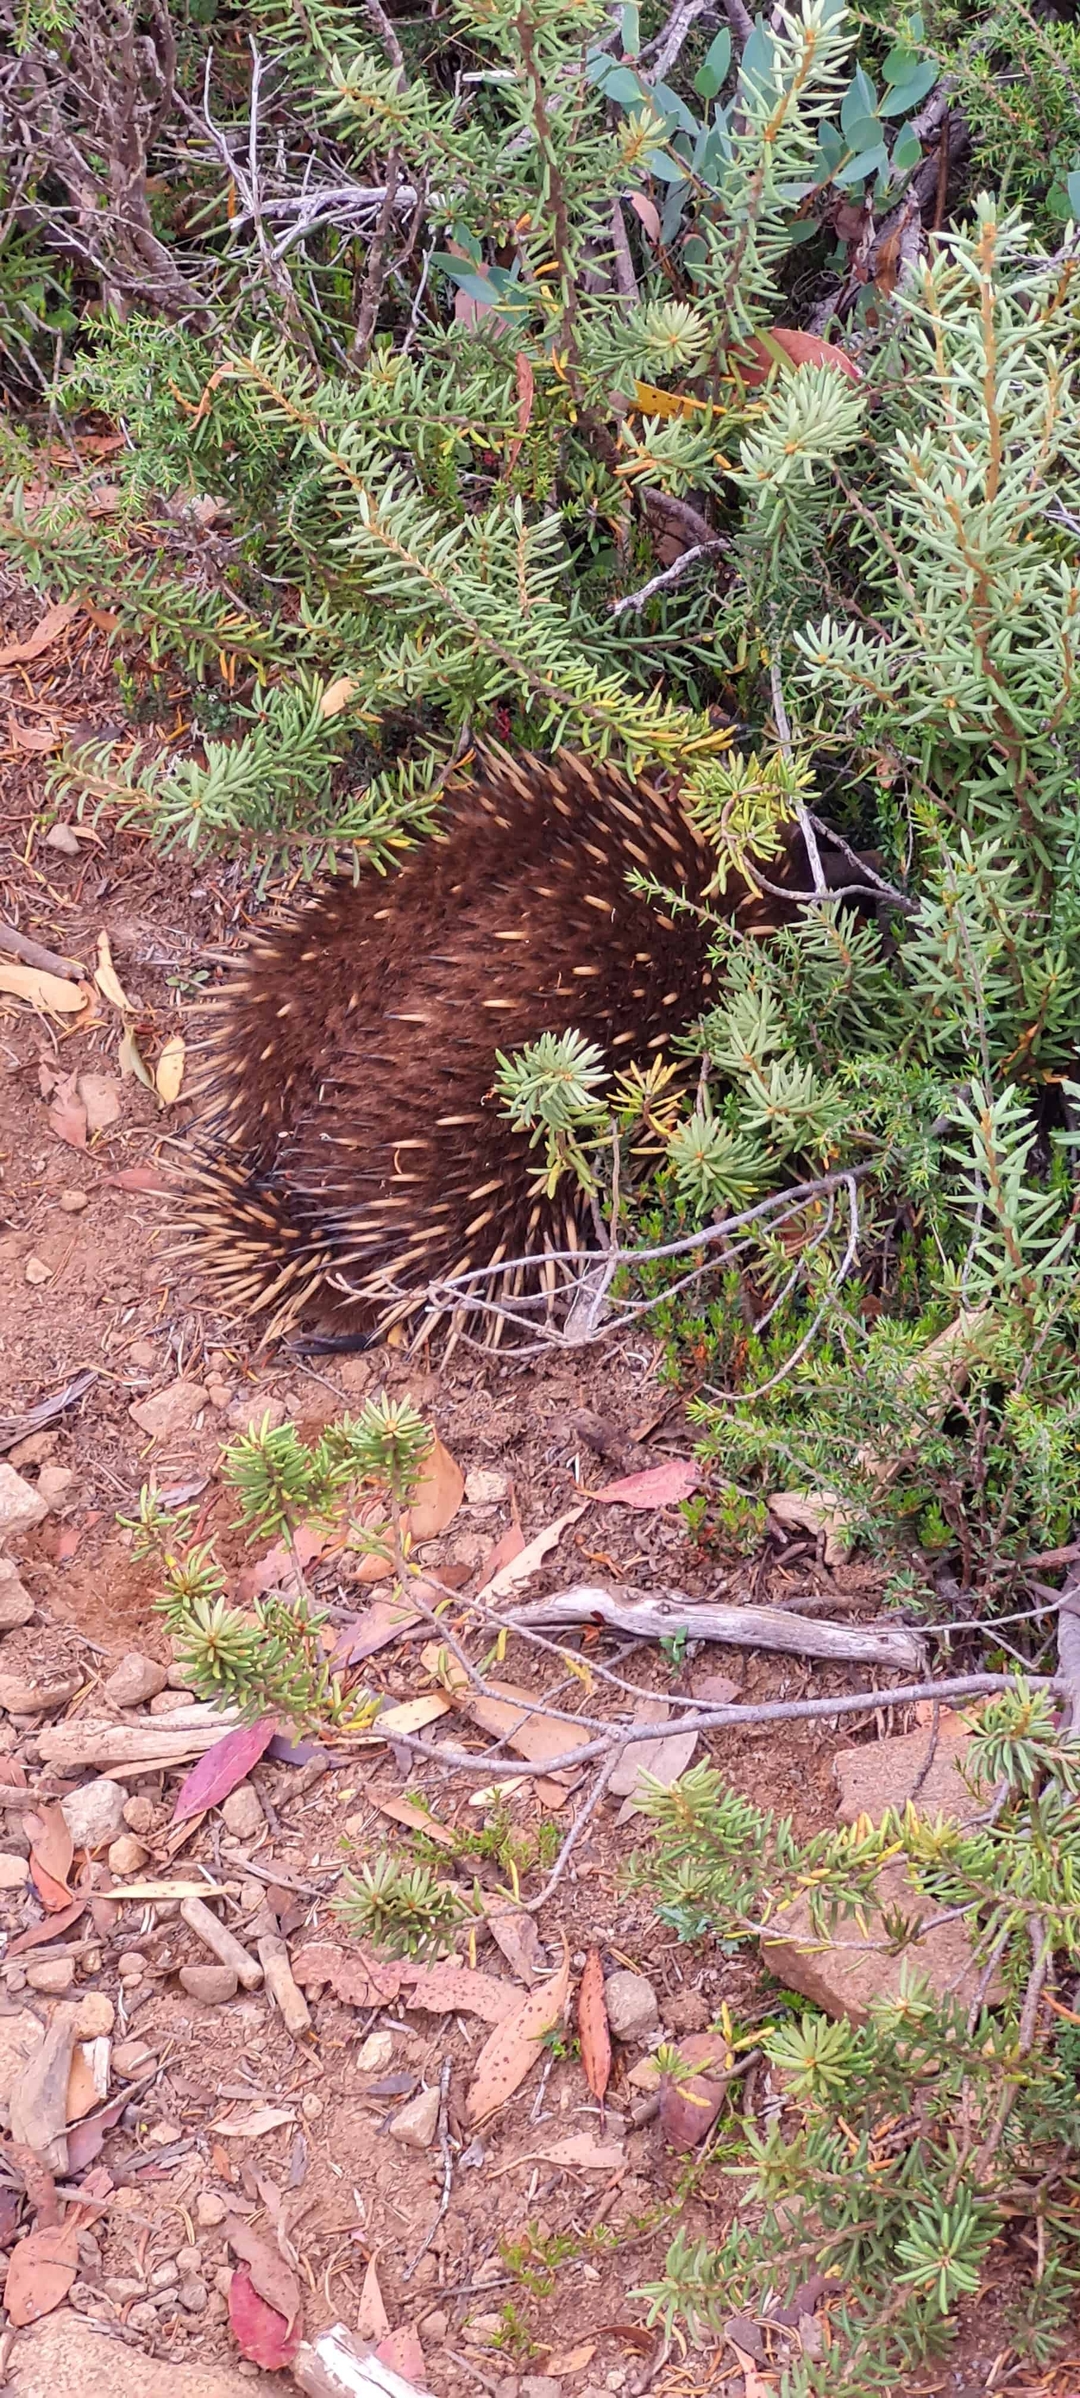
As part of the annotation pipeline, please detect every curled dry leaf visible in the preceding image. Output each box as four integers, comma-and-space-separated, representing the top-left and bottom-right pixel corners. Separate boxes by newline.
408, 1432, 465, 1540
628, 191, 660, 241
319, 676, 357, 718
292, 1942, 405, 2007
27, 1802, 74, 1908
368, 1792, 457, 1847
94, 929, 135, 1014
155, 1033, 186, 1105
118, 1027, 154, 1090
9, 714, 61, 754
737, 326, 860, 385
578, 1949, 611, 2103
465, 1939, 570, 2125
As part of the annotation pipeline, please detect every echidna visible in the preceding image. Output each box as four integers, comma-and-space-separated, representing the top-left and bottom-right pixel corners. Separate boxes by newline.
185, 749, 783, 1348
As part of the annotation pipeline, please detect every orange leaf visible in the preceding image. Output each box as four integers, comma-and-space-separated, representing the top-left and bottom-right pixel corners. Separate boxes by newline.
465, 1939, 570, 2125
3, 2222, 79, 2325
578, 1948, 611, 2103
507, 352, 535, 471
736, 327, 860, 387
0, 603, 80, 670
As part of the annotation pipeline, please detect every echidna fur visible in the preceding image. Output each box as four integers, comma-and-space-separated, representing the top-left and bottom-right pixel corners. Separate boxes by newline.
184, 749, 775, 1349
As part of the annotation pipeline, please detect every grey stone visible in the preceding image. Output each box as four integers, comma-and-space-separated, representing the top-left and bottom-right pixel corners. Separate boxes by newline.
179, 1965, 238, 2006
177, 2276, 208, 2314
0, 1558, 34, 1629
388, 2084, 441, 2148
521, 2379, 562, 2398
105, 1653, 169, 1708
221, 1784, 264, 1840
61, 1777, 127, 1848
603, 1969, 659, 2042
129, 1380, 207, 1440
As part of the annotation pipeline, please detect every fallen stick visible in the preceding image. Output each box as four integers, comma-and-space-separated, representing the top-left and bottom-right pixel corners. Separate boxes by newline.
180, 1893, 263, 1991
505, 1584, 926, 1672
37, 1702, 240, 1774
292, 2329, 434, 2398
0, 920, 86, 980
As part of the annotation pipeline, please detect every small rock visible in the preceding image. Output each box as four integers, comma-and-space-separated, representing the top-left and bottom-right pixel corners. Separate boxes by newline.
167, 1658, 198, 1690
151, 2260, 180, 2290
0, 1672, 80, 1715
213, 2266, 234, 2300
129, 1380, 208, 1439
388, 2084, 441, 2148
7, 1432, 57, 1469
117, 1952, 145, 1983
221, 1784, 264, 1840
179, 1964, 238, 2006
150, 1689, 187, 1713
521, 2378, 563, 2398
175, 2247, 202, 2274
239, 1878, 264, 1913
74, 1992, 114, 2037
205, 1381, 232, 1410
421, 2311, 450, 2345
0, 1463, 48, 1542
356, 2030, 394, 2073
0, 1851, 28, 1887
127, 1341, 157, 1371
0, 2009, 44, 2103
37, 1463, 75, 1513
45, 822, 80, 856
105, 1652, 169, 1707
196, 2191, 227, 2228
113, 2038, 156, 2077
603, 1969, 659, 2042
77, 1073, 121, 1133
300, 2091, 323, 2123
25, 1956, 75, 1994
57, 1189, 89, 1214
0, 1559, 34, 1629
464, 1467, 510, 1506
122, 1796, 157, 1835
105, 2277, 146, 2302
627, 2056, 662, 2092
126, 2302, 160, 2332
108, 1835, 150, 1875
61, 1777, 127, 1848
464, 2316, 504, 2346
833, 1717, 984, 1828
24, 1257, 51, 1286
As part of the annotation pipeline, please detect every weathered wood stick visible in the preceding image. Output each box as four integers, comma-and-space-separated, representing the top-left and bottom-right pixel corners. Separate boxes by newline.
505, 1584, 926, 1673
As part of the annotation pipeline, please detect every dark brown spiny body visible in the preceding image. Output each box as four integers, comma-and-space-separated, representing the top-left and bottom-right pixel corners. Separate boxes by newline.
186, 750, 761, 1345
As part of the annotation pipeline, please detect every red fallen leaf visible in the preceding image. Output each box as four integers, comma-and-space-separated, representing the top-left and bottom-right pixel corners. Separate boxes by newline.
172, 1717, 277, 1823
329, 1594, 422, 1664
736, 326, 860, 387
66, 2087, 131, 2172
3, 2221, 79, 2325
27, 1801, 73, 1904
377, 2327, 427, 2382
7, 1898, 86, 1955
225, 2215, 302, 2333
228, 2268, 301, 2369
479, 1518, 526, 1584
578, 1948, 611, 2104
594, 1458, 700, 1509
55, 1512, 100, 1563
103, 1165, 177, 1193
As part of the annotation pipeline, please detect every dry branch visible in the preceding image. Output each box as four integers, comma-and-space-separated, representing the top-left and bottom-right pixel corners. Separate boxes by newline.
504, 1583, 926, 1671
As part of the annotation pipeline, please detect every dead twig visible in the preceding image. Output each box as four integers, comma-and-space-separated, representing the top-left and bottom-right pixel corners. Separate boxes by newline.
401, 2057, 453, 2280
0, 922, 86, 979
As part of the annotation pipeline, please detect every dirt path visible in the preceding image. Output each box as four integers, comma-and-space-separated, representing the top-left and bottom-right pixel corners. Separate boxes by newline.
0, 586, 996, 2397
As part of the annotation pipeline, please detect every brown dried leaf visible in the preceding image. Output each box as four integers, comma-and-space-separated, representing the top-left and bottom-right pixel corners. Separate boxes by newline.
356, 2256, 391, 2341
95, 930, 135, 1014
578, 1949, 611, 2103
408, 1433, 464, 1540
466, 1679, 590, 1770
628, 191, 660, 241
27, 1802, 74, 1908
2, 2221, 79, 2325
377, 2327, 427, 2382
155, 1034, 186, 1105
479, 1502, 587, 1599
403, 1963, 522, 2024
47, 1070, 87, 1152
8, 713, 60, 755
0, 601, 80, 668
465, 1939, 570, 2125
0, 962, 88, 1016
368, 1792, 457, 1848
291, 1942, 405, 2007
481, 1897, 545, 1984
539, 2133, 624, 2169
